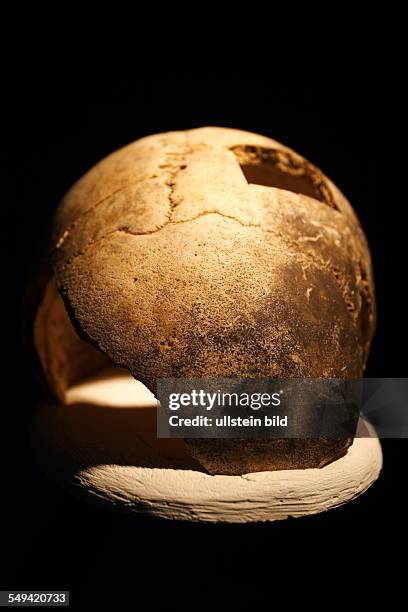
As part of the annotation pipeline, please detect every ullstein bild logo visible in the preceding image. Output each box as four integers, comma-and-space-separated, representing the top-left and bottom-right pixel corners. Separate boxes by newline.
156, 378, 408, 439
168, 413, 288, 429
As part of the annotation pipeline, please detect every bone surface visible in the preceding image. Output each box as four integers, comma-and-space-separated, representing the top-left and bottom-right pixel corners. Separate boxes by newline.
32, 127, 380, 493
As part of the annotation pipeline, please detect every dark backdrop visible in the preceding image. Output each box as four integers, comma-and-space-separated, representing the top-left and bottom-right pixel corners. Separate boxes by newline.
1, 79, 404, 609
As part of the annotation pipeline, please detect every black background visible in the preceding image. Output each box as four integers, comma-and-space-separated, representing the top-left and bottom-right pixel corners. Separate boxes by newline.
1, 77, 405, 609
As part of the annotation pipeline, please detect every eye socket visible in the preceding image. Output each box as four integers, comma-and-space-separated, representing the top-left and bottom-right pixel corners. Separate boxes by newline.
231, 145, 337, 210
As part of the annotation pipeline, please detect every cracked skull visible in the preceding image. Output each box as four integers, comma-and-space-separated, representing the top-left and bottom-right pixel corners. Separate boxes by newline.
34, 127, 376, 475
